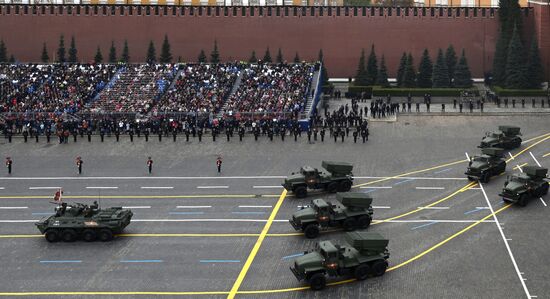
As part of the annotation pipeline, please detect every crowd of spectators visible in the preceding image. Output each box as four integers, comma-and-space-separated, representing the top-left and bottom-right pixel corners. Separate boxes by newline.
153, 63, 240, 114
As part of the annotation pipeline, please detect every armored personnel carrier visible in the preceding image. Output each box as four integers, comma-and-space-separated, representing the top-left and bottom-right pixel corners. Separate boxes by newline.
289, 192, 373, 238
479, 126, 522, 149
35, 202, 133, 242
283, 161, 354, 198
499, 166, 549, 207
465, 147, 507, 183
290, 231, 390, 290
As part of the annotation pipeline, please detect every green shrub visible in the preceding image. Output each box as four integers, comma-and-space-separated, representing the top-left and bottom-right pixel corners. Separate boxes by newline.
371, 87, 478, 97
491, 86, 548, 97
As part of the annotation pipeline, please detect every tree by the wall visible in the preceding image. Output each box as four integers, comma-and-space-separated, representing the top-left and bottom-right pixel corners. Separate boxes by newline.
160, 35, 172, 63
377, 55, 389, 87
402, 53, 417, 88
433, 49, 450, 88
354, 49, 369, 86
109, 41, 117, 63
318, 49, 329, 86
121, 40, 130, 63
365, 44, 378, 86
504, 26, 528, 89
146, 40, 156, 64
454, 49, 473, 88
492, 32, 509, 86
41, 43, 49, 63
276, 48, 283, 63
417, 49, 433, 88
57, 35, 66, 63
210, 40, 220, 64
492, 0, 523, 86
526, 36, 544, 89
249, 50, 257, 63
396, 52, 407, 87
293, 52, 300, 63
198, 49, 207, 63
94, 46, 103, 63
8, 55, 14, 63
68, 36, 78, 63
0, 40, 7, 63
263, 47, 272, 63
445, 45, 457, 86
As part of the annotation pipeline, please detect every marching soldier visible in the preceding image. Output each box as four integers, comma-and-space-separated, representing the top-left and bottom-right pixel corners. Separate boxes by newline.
320, 128, 325, 142
293, 129, 299, 142
281, 128, 285, 142
307, 129, 312, 142
340, 130, 345, 143
254, 128, 259, 141
35, 130, 39, 143
87, 129, 92, 142
144, 129, 150, 142
185, 129, 190, 142
239, 127, 245, 142
147, 157, 153, 174
5, 157, 12, 174
46, 129, 51, 143
75, 156, 83, 175
73, 130, 78, 142
268, 129, 274, 141
158, 131, 162, 142
212, 129, 217, 142
172, 130, 177, 142
226, 129, 231, 142
198, 129, 203, 142
7, 129, 12, 143
353, 130, 358, 143
216, 156, 222, 173
23, 130, 28, 143
129, 130, 134, 142
100, 129, 105, 142
313, 128, 318, 141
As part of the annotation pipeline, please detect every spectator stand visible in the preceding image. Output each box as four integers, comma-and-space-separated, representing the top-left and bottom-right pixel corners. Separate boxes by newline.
298, 61, 322, 130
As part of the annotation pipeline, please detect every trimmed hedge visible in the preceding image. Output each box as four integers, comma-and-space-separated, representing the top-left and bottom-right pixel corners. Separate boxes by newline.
372, 87, 479, 97
348, 85, 373, 96
491, 86, 548, 97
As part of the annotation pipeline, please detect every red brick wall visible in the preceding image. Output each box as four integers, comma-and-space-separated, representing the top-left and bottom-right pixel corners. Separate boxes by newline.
0, 5, 539, 78
531, 2, 550, 81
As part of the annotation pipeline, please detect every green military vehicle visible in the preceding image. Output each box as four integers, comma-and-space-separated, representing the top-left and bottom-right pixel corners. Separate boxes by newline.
499, 166, 549, 207
465, 147, 507, 183
289, 192, 373, 238
282, 161, 354, 198
479, 126, 522, 149
35, 201, 133, 242
290, 231, 390, 290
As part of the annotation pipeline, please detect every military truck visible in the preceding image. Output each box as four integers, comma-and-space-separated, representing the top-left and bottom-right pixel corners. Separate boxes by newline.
479, 126, 522, 149
289, 192, 373, 238
282, 161, 354, 198
499, 166, 549, 207
465, 147, 507, 183
35, 202, 133, 242
290, 232, 390, 290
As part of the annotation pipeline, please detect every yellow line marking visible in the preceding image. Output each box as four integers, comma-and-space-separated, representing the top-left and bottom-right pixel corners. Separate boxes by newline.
506, 135, 550, 163
522, 132, 550, 144
352, 159, 468, 189
227, 189, 287, 299
543, 152, 550, 158
372, 181, 477, 225
386, 203, 512, 271
513, 163, 528, 170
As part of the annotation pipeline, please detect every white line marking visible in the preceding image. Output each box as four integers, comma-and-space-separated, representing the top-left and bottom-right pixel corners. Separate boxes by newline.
86, 187, 118, 189
540, 198, 547, 207
252, 186, 282, 189
418, 206, 450, 210
176, 206, 212, 209
0, 219, 497, 224
0, 207, 28, 209
196, 186, 229, 189
29, 187, 61, 190
479, 182, 532, 298
529, 152, 542, 167
0, 187, 4, 190
372, 206, 391, 209
516, 165, 524, 173
238, 205, 273, 208
506, 238, 513, 241
121, 206, 151, 209
360, 186, 392, 189
468, 187, 482, 190
415, 187, 446, 190
509, 152, 514, 160
140, 187, 174, 189
465, 152, 470, 161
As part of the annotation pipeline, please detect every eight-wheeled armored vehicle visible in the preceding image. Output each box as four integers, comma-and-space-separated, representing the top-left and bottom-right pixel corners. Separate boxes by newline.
289, 192, 373, 238
35, 202, 133, 242
479, 126, 522, 149
465, 147, 507, 183
499, 166, 549, 207
283, 161, 354, 198
290, 231, 390, 290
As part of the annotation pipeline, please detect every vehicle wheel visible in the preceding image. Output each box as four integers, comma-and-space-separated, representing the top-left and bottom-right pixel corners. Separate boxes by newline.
338, 180, 352, 192
356, 215, 372, 229
61, 229, 77, 242
517, 195, 528, 207
98, 229, 113, 242
303, 224, 320, 239
467, 176, 474, 181
540, 184, 549, 196
45, 230, 59, 243
480, 173, 489, 184
343, 218, 357, 231
82, 229, 97, 242
308, 273, 326, 291
354, 264, 370, 281
327, 182, 338, 193
294, 186, 308, 199
371, 260, 388, 276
